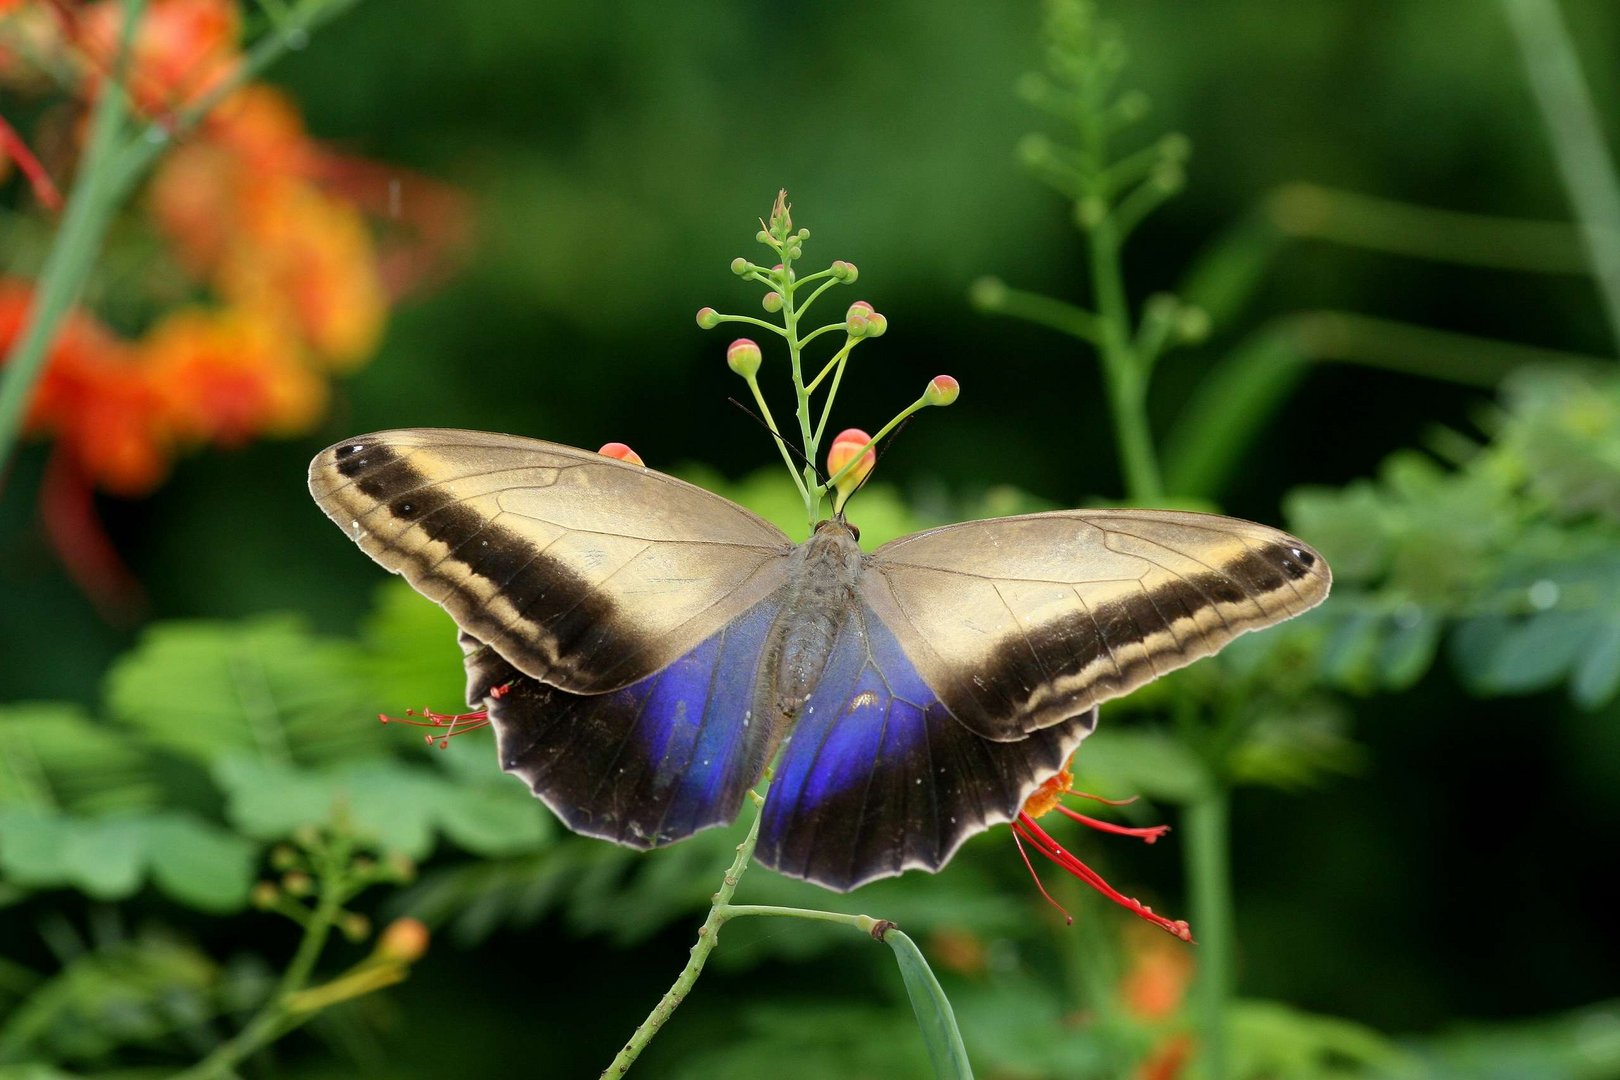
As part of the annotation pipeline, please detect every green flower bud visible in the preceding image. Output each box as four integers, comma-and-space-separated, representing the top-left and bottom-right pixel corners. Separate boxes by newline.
796, 228, 810, 241
696, 306, 722, 329
1176, 305, 1211, 343
762, 291, 783, 313
282, 870, 313, 897
755, 229, 771, 244
864, 312, 888, 338
831, 260, 858, 283
731, 257, 752, 277
340, 913, 372, 942
251, 882, 279, 910
727, 338, 762, 378
924, 374, 960, 407
270, 844, 299, 871
968, 277, 1007, 311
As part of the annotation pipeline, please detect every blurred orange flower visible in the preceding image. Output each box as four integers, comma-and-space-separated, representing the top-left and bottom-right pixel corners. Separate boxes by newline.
223, 175, 387, 368
142, 307, 326, 447
0, 278, 168, 495
79, 0, 241, 112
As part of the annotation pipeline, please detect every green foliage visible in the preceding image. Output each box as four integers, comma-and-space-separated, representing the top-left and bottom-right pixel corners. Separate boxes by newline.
1289, 366, 1620, 707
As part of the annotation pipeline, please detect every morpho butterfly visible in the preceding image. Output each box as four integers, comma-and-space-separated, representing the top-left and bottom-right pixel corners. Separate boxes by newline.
309, 429, 1330, 891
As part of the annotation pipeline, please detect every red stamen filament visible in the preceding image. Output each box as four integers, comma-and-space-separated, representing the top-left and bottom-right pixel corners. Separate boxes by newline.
1069, 789, 1139, 807
378, 707, 490, 749
1014, 812, 1194, 942
1055, 805, 1171, 844
1011, 824, 1074, 924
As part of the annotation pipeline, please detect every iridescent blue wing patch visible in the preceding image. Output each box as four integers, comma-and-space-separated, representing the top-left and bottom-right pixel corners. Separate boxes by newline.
465, 599, 785, 849
755, 604, 1097, 891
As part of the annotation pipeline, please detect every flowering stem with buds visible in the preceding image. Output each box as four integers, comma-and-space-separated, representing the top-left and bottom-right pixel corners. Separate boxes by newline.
169, 826, 422, 1080
699, 191, 957, 531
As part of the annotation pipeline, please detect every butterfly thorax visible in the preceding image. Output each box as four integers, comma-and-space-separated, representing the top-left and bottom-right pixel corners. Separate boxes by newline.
767, 519, 865, 720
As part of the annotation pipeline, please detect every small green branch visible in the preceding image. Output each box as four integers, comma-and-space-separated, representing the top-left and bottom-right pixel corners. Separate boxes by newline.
1501, 0, 1620, 351
1184, 784, 1233, 1080
601, 804, 765, 1077
972, 279, 1104, 345
1266, 182, 1592, 274
721, 905, 878, 931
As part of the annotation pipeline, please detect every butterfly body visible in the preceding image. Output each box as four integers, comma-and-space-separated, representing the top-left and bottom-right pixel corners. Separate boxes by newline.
311, 429, 1330, 890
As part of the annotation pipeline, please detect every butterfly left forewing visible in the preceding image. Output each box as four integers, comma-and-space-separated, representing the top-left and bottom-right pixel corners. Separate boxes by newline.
862, 509, 1331, 742
309, 429, 794, 693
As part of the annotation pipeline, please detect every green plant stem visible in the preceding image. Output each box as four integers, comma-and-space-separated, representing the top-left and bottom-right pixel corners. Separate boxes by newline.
1501, 0, 1620, 351
0, 0, 363, 477
170, 837, 353, 1080
1088, 215, 1164, 503
1265, 183, 1590, 274
721, 904, 877, 930
1184, 784, 1233, 1080
601, 807, 765, 1078
0, 0, 141, 469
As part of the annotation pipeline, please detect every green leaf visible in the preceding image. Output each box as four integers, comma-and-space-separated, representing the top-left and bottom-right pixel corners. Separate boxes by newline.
143, 814, 256, 912
361, 580, 467, 716
106, 616, 378, 768
1074, 729, 1211, 803
881, 927, 973, 1080
0, 705, 158, 814
213, 755, 547, 859
0, 808, 253, 910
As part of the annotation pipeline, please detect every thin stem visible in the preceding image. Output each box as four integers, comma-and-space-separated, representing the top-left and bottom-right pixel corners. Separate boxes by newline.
1088, 213, 1164, 503
1184, 785, 1233, 1080
780, 263, 823, 527
819, 394, 928, 495
0, 0, 141, 472
793, 274, 843, 318
976, 281, 1104, 345
744, 375, 811, 504
601, 804, 766, 1078
170, 835, 354, 1080
720, 905, 877, 931
708, 313, 789, 338
1501, 0, 1620, 351
797, 321, 849, 350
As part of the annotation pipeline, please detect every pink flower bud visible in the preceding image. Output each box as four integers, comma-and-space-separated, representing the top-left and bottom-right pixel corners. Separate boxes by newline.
864, 312, 888, 338
846, 300, 874, 337
696, 307, 721, 329
925, 374, 960, 406
375, 918, 430, 964
831, 260, 859, 283
597, 442, 645, 467
726, 338, 762, 378
731, 257, 752, 276
828, 428, 876, 512
762, 291, 783, 313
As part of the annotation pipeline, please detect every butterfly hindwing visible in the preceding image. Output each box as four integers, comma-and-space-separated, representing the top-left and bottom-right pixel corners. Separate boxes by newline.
464, 596, 788, 849
862, 509, 1331, 741
309, 429, 795, 694
755, 602, 1099, 891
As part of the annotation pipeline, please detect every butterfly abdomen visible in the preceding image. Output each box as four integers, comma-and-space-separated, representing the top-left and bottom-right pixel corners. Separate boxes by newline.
767, 521, 866, 720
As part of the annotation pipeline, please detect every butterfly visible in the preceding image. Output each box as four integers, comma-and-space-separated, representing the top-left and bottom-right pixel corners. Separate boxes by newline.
309, 429, 1331, 891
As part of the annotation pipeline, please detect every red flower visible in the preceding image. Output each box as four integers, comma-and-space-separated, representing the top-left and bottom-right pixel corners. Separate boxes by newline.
1013, 763, 1193, 941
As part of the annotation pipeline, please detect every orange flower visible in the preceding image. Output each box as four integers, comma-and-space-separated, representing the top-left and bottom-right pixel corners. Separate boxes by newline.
149, 85, 320, 278
80, 0, 240, 112
141, 307, 325, 446
221, 177, 387, 367
1120, 923, 1196, 1022
1, 278, 171, 494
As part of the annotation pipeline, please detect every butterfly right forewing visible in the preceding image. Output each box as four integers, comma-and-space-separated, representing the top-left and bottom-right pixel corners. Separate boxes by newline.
862, 509, 1331, 742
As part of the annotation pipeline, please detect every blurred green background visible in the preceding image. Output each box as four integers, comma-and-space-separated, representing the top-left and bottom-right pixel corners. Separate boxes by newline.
4, 1, 1620, 1077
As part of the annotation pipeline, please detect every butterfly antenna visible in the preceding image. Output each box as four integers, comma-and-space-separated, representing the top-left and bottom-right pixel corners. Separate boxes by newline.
726, 397, 817, 473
